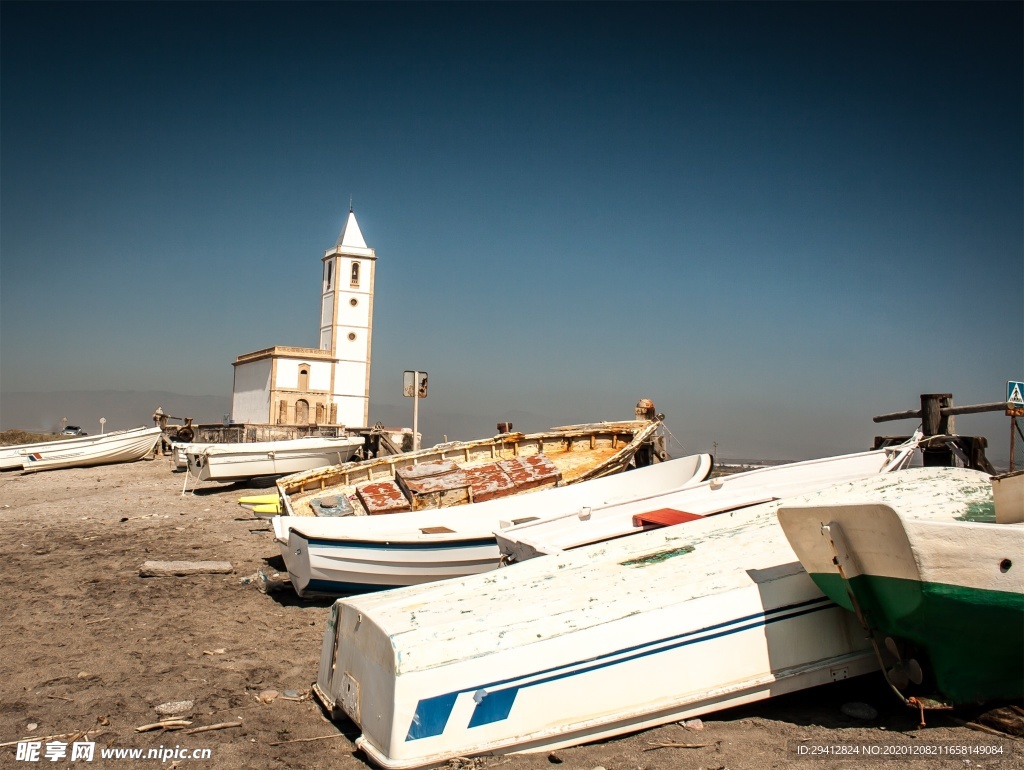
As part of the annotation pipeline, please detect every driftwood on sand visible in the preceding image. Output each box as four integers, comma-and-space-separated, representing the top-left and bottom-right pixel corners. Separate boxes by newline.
138, 560, 234, 577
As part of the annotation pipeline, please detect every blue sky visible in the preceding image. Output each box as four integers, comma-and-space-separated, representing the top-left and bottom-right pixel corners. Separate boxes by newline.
2, 2, 1021, 461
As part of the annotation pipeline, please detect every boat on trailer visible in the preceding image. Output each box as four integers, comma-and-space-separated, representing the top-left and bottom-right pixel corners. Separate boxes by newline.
777, 466, 1024, 706
314, 472, 934, 769
495, 436, 921, 563
273, 452, 712, 595
17, 426, 163, 473
184, 435, 365, 483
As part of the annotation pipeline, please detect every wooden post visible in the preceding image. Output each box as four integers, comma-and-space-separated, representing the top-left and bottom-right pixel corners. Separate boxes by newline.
920, 393, 954, 435
920, 393, 954, 467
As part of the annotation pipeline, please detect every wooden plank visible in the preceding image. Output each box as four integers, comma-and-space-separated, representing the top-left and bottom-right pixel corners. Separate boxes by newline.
357, 480, 412, 515
139, 561, 234, 577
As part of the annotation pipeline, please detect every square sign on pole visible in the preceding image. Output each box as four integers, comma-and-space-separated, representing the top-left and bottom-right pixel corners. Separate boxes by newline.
403, 371, 428, 450
1007, 380, 1024, 417
404, 371, 428, 398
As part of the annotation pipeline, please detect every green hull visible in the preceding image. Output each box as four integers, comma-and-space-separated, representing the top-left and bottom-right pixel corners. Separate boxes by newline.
810, 572, 1024, 704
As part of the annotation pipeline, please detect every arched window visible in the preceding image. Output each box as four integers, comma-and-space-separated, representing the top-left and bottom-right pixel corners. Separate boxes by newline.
295, 399, 309, 425
324, 261, 334, 291
298, 365, 310, 392
350, 261, 360, 286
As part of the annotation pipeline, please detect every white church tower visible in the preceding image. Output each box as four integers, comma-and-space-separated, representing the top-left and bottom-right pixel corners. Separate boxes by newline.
319, 208, 376, 426
230, 208, 376, 428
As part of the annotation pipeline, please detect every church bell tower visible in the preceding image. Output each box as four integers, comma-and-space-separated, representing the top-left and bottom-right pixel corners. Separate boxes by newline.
320, 208, 376, 427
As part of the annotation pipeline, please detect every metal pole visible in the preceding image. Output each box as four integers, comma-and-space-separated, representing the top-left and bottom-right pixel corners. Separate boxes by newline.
413, 371, 420, 451
1012, 417, 1018, 473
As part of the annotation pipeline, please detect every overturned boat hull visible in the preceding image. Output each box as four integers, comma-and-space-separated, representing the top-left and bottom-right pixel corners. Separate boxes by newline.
314, 479, 902, 768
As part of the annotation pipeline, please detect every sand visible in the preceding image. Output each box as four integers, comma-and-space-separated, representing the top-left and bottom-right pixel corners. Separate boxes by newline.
0, 457, 1019, 769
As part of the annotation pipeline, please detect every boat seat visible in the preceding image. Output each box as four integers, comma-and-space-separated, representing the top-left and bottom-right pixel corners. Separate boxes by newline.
632, 508, 703, 528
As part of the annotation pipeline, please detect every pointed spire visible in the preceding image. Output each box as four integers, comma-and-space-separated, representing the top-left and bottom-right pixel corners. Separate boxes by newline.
335, 209, 368, 250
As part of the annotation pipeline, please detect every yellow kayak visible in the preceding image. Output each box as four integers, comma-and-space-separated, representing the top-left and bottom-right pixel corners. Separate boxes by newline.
238, 494, 281, 514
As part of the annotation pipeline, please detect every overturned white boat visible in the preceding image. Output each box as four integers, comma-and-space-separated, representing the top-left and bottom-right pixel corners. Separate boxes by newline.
314, 474, 924, 768
17, 426, 163, 473
496, 436, 921, 563
184, 435, 365, 483
273, 452, 712, 595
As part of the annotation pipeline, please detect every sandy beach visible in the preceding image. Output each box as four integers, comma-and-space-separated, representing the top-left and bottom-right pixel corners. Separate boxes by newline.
1, 456, 1019, 769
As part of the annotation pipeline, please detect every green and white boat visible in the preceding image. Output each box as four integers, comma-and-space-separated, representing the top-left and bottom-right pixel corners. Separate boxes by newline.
777, 466, 1024, 706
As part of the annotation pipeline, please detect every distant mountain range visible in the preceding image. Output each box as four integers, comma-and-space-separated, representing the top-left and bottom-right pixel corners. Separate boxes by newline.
0, 390, 561, 447
0, 391, 232, 434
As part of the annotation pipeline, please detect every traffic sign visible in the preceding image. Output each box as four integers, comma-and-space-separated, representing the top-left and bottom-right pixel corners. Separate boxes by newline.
1008, 381, 1024, 406
403, 371, 428, 398
1007, 380, 1024, 416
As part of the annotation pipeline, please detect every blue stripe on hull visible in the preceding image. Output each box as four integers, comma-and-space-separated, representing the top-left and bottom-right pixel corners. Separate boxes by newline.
305, 536, 497, 551
405, 597, 835, 741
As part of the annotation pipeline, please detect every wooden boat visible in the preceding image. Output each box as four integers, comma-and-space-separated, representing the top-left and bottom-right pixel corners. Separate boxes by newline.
277, 419, 665, 519
496, 436, 921, 563
314, 482, 895, 768
272, 452, 712, 595
18, 426, 163, 473
777, 466, 1024, 706
184, 435, 364, 483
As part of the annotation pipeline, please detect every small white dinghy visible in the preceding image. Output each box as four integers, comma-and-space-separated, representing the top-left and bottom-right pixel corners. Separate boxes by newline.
17, 426, 163, 473
273, 452, 713, 595
495, 436, 921, 563
184, 435, 364, 483
314, 472, 931, 768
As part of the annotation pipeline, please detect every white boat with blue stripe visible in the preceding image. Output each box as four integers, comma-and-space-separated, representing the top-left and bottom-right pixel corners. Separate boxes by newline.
314, 474, 921, 768
274, 452, 713, 595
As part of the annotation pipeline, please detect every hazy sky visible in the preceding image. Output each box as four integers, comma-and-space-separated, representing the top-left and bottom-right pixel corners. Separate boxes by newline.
2, 2, 1021, 460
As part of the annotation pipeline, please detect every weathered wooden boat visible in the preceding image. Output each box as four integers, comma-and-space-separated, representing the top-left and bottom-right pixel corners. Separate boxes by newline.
777, 466, 1024, 706
277, 419, 665, 520
17, 426, 163, 473
315, 477, 905, 768
273, 452, 712, 595
184, 435, 365, 483
496, 436, 921, 563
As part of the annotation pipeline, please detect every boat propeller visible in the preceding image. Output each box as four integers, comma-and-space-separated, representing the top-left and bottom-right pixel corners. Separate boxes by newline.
884, 636, 923, 689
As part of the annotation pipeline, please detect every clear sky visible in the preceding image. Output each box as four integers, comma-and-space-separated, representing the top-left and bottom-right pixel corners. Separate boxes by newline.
1, 2, 1021, 461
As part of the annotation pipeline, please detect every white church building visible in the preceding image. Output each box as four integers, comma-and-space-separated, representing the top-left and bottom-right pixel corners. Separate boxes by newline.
230, 209, 376, 428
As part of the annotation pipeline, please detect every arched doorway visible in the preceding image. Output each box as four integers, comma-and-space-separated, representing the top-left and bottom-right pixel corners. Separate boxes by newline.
295, 399, 309, 425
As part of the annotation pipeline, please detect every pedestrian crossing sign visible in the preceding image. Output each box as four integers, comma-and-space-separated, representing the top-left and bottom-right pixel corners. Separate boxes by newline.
1007, 380, 1024, 414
